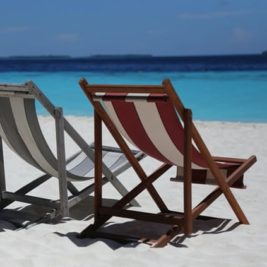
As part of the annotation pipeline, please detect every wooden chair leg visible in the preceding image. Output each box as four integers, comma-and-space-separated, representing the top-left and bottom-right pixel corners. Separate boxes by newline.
0, 137, 6, 202
192, 156, 256, 223
208, 161, 249, 224
94, 110, 103, 224
184, 109, 193, 235
55, 108, 69, 217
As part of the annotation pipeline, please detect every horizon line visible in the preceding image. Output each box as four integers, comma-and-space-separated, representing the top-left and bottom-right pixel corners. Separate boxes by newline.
0, 52, 266, 59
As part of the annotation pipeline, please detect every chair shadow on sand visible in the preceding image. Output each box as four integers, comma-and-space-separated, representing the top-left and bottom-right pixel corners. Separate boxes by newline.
0, 195, 97, 232
57, 216, 240, 250
55, 200, 241, 250
0, 196, 240, 249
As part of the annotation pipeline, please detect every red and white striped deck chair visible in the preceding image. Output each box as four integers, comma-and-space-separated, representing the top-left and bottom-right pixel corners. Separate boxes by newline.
79, 78, 256, 247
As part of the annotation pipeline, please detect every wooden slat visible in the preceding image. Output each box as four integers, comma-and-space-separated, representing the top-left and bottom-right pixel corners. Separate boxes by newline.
0, 84, 29, 92
0, 91, 34, 98
2, 191, 58, 208
80, 79, 165, 94
0, 174, 51, 210
213, 156, 246, 164
92, 94, 168, 102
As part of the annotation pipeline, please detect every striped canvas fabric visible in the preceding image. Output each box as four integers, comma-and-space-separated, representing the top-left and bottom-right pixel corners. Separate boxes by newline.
93, 92, 245, 188
94, 92, 208, 169
0, 93, 129, 182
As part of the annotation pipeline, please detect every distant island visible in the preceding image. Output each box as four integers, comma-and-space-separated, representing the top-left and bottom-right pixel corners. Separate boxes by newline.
89, 54, 153, 59
0, 53, 267, 60
5, 55, 71, 60
0, 54, 153, 60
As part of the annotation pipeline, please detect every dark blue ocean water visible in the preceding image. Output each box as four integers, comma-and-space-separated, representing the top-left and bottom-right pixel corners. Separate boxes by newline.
0, 55, 267, 122
1, 55, 267, 72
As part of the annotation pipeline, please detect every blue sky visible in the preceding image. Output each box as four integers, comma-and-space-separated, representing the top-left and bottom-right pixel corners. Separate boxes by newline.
0, 0, 266, 56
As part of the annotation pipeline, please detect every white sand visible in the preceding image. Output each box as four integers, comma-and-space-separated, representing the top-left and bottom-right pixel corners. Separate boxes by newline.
0, 116, 266, 267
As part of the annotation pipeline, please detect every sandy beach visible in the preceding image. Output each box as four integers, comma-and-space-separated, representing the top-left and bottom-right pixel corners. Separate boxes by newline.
0, 116, 266, 267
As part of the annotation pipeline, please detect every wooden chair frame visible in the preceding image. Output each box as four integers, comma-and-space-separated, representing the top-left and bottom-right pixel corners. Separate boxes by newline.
79, 78, 256, 247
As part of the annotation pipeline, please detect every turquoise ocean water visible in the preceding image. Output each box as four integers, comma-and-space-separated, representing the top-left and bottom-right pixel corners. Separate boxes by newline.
0, 70, 266, 122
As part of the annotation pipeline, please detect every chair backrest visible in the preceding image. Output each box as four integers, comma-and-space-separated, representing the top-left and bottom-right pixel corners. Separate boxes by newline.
0, 84, 61, 177
0, 83, 98, 181
83, 83, 209, 170
0, 82, 141, 183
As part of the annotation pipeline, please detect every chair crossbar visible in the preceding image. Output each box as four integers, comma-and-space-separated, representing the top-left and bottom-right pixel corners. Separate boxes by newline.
93, 92, 169, 102
0, 84, 29, 92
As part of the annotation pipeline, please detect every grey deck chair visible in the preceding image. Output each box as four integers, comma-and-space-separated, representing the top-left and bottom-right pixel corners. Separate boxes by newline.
0, 81, 144, 218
